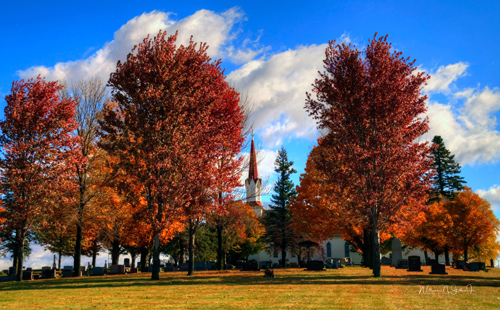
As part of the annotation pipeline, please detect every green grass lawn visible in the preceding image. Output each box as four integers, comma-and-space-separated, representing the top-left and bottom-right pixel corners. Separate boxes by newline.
0, 266, 499, 309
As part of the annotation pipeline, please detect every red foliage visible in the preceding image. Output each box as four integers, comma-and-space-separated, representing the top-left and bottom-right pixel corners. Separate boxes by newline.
0, 77, 81, 280
305, 34, 433, 276
100, 30, 245, 279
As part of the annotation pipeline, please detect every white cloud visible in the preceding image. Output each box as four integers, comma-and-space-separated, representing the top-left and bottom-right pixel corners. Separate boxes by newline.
426, 86, 500, 165
228, 44, 328, 147
17, 8, 262, 85
424, 62, 468, 93
477, 185, 500, 211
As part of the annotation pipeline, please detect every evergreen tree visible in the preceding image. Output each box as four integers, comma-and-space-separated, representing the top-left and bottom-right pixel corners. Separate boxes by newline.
430, 136, 466, 202
263, 147, 299, 268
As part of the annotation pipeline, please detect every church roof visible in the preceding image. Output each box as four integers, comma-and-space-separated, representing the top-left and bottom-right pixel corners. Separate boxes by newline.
247, 135, 259, 182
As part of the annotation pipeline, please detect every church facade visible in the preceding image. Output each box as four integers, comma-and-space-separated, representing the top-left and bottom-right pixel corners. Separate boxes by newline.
244, 137, 451, 267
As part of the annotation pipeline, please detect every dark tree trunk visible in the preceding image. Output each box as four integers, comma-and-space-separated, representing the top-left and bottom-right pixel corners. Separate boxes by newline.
434, 250, 441, 263
15, 230, 25, 281
444, 246, 450, 266
74, 221, 83, 277
188, 220, 196, 276
111, 238, 120, 265
92, 251, 97, 268
363, 228, 373, 269
140, 246, 148, 272
152, 234, 161, 280
464, 246, 468, 262
372, 212, 381, 277
216, 223, 224, 270
151, 197, 164, 281
424, 251, 429, 265
58, 251, 62, 271
12, 230, 19, 274
281, 238, 287, 268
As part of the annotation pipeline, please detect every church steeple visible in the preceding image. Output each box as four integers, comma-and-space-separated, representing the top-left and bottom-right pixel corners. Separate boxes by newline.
245, 134, 264, 216
248, 134, 259, 182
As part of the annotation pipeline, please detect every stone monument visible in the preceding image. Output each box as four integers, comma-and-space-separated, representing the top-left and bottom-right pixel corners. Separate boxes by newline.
391, 238, 402, 267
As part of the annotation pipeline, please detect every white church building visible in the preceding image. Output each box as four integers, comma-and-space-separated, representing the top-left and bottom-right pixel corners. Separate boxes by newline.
244, 137, 451, 267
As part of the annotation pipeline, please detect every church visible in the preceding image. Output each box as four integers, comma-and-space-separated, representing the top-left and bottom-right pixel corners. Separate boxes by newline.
244, 136, 451, 267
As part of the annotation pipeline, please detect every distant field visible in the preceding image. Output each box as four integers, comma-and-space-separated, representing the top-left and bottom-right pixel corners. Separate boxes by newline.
0, 266, 498, 309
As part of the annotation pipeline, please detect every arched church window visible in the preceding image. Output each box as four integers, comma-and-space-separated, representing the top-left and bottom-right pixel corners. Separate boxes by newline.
326, 242, 332, 257
344, 241, 350, 258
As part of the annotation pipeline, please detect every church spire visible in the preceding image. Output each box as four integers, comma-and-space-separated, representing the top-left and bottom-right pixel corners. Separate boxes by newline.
247, 134, 259, 182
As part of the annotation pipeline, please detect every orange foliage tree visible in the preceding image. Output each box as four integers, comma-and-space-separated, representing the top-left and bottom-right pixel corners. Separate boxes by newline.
444, 187, 500, 262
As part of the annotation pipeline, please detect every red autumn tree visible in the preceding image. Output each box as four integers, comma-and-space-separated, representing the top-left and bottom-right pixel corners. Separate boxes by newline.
100, 30, 245, 280
0, 77, 81, 281
305, 34, 433, 277
445, 187, 500, 262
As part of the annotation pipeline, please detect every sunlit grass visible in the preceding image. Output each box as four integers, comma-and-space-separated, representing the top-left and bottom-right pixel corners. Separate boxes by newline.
0, 266, 498, 309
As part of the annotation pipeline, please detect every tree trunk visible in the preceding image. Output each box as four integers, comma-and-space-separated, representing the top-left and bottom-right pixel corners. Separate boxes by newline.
372, 213, 381, 277
464, 246, 468, 262
281, 239, 287, 268
131, 255, 136, 268
111, 238, 120, 265
216, 223, 224, 270
12, 230, 19, 274
152, 234, 161, 280
58, 251, 62, 271
74, 222, 82, 277
92, 251, 97, 268
15, 230, 25, 281
444, 246, 450, 266
424, 251, 429, 265
140, 246, 148, 272
179, 236, 185, 265
188, 220, 196, 276
434, 250, 441, 263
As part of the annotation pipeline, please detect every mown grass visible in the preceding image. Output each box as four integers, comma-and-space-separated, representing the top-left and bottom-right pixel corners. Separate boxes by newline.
0, 266, 499, 309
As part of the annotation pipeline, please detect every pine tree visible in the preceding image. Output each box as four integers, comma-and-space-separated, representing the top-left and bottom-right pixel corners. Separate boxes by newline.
430, 136, 466, 202
264, 147, 299, 268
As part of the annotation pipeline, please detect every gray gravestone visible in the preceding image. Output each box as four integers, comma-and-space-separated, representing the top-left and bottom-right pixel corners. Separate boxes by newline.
391, 238, 402, 267
407, 256, 423, 272
396, 259, 408, 269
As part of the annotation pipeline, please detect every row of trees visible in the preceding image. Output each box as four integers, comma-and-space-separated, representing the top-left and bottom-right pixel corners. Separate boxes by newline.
0, 30, 265, 281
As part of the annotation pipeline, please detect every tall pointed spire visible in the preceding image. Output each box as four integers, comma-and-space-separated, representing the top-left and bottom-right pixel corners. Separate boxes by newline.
248, 134, 259, 182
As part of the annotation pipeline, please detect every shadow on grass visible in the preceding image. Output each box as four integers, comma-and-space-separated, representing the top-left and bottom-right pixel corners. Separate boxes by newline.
1, 270, 498, 292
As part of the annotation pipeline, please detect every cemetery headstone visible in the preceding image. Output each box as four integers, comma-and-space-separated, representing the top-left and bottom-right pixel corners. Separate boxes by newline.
242, 260, 259, 271
8, 267, 16, 275
163, 266, 175, 272
455, 260, 465, 270
391, 238, 402, 267
407, 256, 423, 272
22, 270, 33, 281
91, 267, 105, 276
179, 263, 189, 272
429, 263, 448, 275
62, 266, 74, 277
41, 267, 56, 279
109, 264, 125, 274
129, 267, 139, 273
306, 260, 325, 271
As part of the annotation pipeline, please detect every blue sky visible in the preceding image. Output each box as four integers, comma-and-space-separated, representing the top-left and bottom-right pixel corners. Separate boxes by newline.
1, 1, 499, 268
